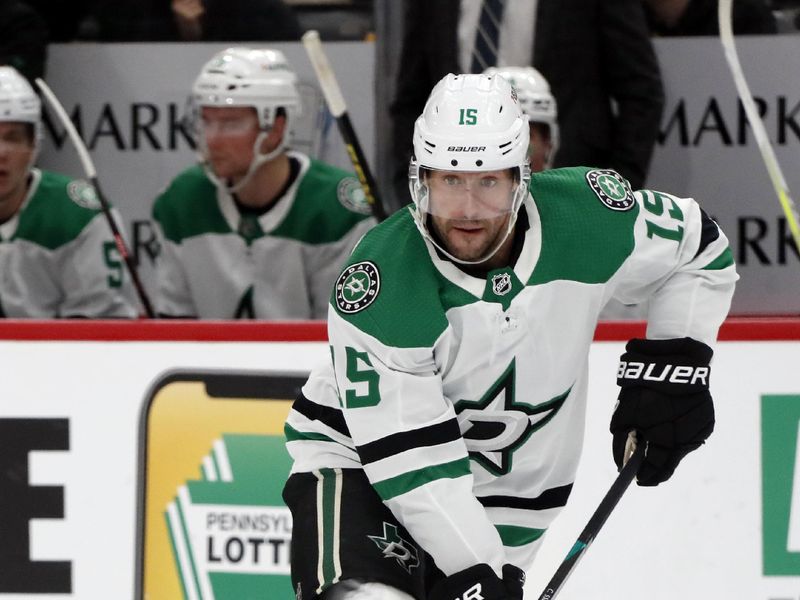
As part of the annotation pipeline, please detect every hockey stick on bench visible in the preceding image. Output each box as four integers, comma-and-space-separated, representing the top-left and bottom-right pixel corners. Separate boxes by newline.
302, 30, 388, 222
718, 0, 800, 255
537, 432, 644, 600
35, 78, 155, 318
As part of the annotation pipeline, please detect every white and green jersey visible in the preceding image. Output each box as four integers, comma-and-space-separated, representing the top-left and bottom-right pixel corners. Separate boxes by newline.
285, 167, 737, 577
0, 169, 139, 318
152, 151, 376, 319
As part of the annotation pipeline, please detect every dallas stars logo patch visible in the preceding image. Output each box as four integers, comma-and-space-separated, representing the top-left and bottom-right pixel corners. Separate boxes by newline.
337, 177, 372, 215
586, 169, 634, 211
367, 522, 420, 573
67, 180, 101, 210
455, 359, 571, 475
335, 261, 380, 314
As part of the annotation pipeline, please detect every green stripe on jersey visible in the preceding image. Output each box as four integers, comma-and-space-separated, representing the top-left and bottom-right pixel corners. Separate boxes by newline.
284, 423, 338, 443
702, 246, 735, 270
13, 171, 100, 250
332, 209, 477, 348
316, 468, 341, 591
271, 159, 373, 244
372, 457, 471, 501
152, 166, 231, 243
495, 524, 546, 547
529, 167, 638, 285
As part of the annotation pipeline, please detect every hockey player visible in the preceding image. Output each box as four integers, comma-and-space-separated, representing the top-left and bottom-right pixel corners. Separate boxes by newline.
152, 47, 375, 319
0, 66, 138, 318
283, 74, 737, 600
484, 66, 558, 174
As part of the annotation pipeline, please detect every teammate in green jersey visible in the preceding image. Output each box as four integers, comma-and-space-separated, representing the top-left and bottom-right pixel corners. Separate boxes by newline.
0, 66, 138, 318
283, 73, 737, 600
152, 47, 375, 319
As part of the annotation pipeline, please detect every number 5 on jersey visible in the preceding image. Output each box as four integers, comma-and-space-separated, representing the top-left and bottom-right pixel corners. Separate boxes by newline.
342, 346, 381, 408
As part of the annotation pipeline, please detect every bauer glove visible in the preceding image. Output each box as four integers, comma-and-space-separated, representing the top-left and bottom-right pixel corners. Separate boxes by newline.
610, 337, 715, 486
428, 563, 525, 600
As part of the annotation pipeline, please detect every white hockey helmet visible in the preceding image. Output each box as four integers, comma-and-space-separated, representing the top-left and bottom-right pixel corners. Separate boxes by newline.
484, 66, 559, 168
191, 47, 302, 191
192, 47, 301, 131
0, 66, 41, 143
409, 73, 531, 264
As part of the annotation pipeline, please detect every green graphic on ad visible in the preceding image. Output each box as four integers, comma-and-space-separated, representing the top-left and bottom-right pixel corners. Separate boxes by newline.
762, 394, 800, 575
166, 434, 294, 599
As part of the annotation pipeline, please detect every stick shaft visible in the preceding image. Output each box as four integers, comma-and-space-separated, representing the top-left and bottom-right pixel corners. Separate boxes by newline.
537, 443, 645, 600
35, 78, 156, 318
302, 30, 387, 221
717, 0, 800, 254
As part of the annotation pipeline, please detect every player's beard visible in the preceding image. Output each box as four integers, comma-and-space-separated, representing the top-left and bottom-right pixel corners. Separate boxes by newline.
429, 211, 513, 264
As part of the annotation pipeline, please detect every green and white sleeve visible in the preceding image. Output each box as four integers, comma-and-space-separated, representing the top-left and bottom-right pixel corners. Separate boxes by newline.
328, 310, 508, 577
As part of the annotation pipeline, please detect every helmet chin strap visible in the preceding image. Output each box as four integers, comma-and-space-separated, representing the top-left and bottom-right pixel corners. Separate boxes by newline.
201, 130, 287, 195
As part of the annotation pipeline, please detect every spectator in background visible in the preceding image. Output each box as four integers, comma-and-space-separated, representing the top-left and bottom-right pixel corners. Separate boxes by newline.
18, 0, 95, 41
389, 0, 664, 207
645, 0, 777, 35
152, 48, 375, 319
89, 0, 301, 41
0, 66, 139, 317
0, 0, 48, 82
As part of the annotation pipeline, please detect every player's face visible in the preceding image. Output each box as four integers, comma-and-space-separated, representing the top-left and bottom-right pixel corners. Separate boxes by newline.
528, 123, 552, 173
199, 106, 260, 180
426, 168, 516, 263
0, 121, 35, 220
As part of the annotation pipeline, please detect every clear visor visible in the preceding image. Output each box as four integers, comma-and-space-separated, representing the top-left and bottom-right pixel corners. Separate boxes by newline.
197, 111, 261, 139
184, 98, 263, 143
411, 167, 521, 220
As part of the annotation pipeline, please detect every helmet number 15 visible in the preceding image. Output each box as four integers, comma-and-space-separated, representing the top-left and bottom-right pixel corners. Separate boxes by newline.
458, 108, 478, 125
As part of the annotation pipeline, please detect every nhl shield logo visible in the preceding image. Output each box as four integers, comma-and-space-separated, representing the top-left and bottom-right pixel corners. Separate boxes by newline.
586, 169, 634, 211
335, 261, 380, 314
491, 273, 512, 296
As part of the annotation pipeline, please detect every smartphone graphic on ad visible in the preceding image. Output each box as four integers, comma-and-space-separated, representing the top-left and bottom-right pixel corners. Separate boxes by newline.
135, 370, 307, 600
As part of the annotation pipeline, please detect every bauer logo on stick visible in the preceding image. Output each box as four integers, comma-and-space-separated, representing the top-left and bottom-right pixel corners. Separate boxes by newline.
335, 261, 380, 313
586, 169, 634, 211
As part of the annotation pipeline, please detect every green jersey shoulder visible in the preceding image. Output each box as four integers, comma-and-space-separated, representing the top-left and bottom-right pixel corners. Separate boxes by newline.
528, 166, 638, 285
13, 170, 104, 250
330, 208, 465, 349
152, 165, 226, 244
272, 157, 373, 244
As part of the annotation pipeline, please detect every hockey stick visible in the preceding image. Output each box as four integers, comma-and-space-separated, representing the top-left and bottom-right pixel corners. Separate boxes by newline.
718, 0, 800, 255
302, 30, 388, 222
35, 78, 156, 318
537, 434, 645, 600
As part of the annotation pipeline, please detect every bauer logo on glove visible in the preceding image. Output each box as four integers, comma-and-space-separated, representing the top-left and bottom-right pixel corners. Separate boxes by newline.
610, 337, 715, 486
617, 361, 710, 387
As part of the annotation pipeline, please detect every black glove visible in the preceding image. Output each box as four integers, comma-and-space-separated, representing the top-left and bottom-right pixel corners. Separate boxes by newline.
428, 563, 525, 600
610, 337, 715, 486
